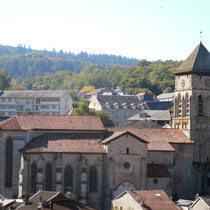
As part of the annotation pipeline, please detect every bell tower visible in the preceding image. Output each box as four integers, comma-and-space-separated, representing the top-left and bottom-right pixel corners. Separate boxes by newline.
173, 42, 210, 163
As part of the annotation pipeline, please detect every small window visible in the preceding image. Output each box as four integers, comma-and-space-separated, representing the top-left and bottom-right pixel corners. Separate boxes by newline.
198, 95, 203, 116
126, 148, 129, 154
120, 207, 123, 210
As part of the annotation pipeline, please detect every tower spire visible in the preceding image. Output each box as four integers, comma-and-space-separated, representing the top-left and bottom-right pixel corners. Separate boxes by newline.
200, 31, 202, 43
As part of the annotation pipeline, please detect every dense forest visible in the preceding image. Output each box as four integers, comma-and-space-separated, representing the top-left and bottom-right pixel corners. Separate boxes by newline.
0, 44, 182, 95
0, 44, 138, 65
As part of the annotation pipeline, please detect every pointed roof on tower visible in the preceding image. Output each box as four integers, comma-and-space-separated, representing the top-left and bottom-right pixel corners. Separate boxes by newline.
175, 42, 210, 74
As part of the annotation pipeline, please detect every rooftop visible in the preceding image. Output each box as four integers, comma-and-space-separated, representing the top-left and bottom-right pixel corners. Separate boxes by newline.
128, 110, 171, 121
106, 127, 193, 151
0, 90, 71, 98
21, 133, 106, 154
0, 115, 105, 131
144, 101, 173, 110
157, 92, 174, 100
175, 42, 210, 74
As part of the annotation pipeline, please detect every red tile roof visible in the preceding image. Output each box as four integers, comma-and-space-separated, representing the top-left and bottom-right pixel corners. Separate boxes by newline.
101, 131, 148, 144
21, 133, 106, 154
106, 128, 193, 151
128, 190, 179, 210
147, 164, 171, 178
0, 115, 105, 131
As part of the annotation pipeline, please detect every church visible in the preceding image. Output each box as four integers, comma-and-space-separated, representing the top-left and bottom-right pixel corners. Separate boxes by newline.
0, 42, 210, 210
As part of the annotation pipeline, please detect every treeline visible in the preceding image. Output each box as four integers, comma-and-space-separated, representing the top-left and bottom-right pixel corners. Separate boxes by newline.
20, 60, 181, 95
0, 44, 138, 66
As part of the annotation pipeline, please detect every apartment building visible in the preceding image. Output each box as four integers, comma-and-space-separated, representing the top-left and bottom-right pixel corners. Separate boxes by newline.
0, 90, 72, 116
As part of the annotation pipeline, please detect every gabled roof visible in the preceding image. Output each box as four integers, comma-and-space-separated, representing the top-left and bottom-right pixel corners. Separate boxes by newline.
85, 88, 110, 96
175, 42, 210, 74
20, 133, 106, 154
147, 163, 171, 177
125, 119, 161, 129
0, 115, 105, 131
101, 130, 148, 144
191, 196, 210, 208
106, 127, 193, 151
128, 190, 179, 210
157, 92, 174, 100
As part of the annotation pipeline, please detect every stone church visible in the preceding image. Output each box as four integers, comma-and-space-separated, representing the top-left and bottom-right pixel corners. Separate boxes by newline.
0, 42, 210, 209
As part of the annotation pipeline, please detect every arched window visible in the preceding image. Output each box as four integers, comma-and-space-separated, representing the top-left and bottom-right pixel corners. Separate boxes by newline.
31, 162, 37, 193
186, 93, 190, 117
5, 137, 13, 187
198, 95, 203, 116
178, 94, 182, 117
89, 166, 97, 192
64, 165, 73, 193
45, 162, 52, 191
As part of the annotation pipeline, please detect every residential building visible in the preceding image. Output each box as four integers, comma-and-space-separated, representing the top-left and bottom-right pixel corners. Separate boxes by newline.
89, 94, 143, 126
112, 189, 179, 210
84, 88, 111, 99
0, 90, 72, 117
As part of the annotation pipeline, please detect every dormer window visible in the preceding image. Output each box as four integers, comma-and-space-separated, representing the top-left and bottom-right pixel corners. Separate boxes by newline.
105, 102, 110, 109
130, 103, 136, 110
113, 102, 119, 109
122, 103, 127, 109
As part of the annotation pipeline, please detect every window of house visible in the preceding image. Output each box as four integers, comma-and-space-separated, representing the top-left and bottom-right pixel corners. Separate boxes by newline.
45, 162, 52, 191
89, 166, 97, 192
126, 148, 129, 154
64, 165, 73, 193
30, 162, 37, 193
5, 137, 13, 187
198, 95, 203, 116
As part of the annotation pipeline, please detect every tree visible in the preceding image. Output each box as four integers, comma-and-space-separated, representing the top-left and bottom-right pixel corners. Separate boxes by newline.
0, 69, 11, 90
80, 85, 95, 93
95, 111, 114, 127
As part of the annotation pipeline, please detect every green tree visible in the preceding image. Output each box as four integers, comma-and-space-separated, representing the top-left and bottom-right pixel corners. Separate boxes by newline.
0, 69, 11, 90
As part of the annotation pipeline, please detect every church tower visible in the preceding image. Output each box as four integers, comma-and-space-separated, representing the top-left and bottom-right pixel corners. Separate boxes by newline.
173, 42, 210, 163
173, 42, 210, 194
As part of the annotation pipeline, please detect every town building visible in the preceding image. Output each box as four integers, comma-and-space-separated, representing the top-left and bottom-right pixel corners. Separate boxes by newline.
190, 196, 210, 210
0, 90, 72, 117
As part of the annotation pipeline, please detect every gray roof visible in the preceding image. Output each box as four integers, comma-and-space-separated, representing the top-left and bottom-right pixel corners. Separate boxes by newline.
128, 110, 171, 121
157, 92, 174, 100
145, 101, 173, 110
176, 42, 210, 74
175, 199, 193, 207
0, 90, 70, 98
97, 95, 141, 109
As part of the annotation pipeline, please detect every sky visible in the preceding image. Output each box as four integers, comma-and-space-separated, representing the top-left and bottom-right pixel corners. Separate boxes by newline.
0, 0, 210, 61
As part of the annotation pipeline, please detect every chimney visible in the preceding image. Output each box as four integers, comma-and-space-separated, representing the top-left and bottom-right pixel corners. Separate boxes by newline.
155, 193, 161, 199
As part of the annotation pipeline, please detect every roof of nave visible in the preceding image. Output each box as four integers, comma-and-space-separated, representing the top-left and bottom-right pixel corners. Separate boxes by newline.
0, 115, 105, 131
106, 127, 193, 152
175, 42, 210, 74
20, 133, 106, 154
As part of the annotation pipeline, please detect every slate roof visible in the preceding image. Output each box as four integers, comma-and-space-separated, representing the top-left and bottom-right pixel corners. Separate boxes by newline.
0, 115, 105, 131
51, 199, 99, 210
106, 127, 193, 151
21, 133, 106, 154
175, 42, 210, 74
144, 101, 173, 110
128, 110, 171, 121
147, 163, 171, 177
96, 95, 141, 109
157, 92, 174, 100
0, 90, 70, 98
128, 190, 179, 210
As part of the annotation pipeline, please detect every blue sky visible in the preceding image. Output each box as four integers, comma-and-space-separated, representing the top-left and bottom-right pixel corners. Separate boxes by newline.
1, 0, 210, 60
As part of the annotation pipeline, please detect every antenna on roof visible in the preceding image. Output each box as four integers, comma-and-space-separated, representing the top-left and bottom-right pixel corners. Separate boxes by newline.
200, 31, 202, 43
